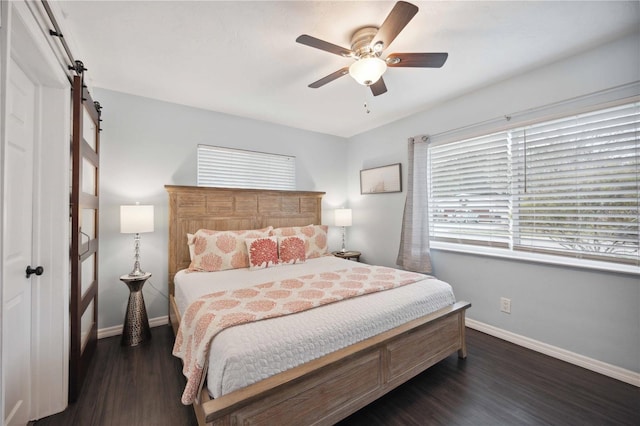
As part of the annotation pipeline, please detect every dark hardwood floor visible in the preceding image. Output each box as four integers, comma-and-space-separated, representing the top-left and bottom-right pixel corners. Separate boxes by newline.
35, 326, 639, 426
34, 326, 197, 426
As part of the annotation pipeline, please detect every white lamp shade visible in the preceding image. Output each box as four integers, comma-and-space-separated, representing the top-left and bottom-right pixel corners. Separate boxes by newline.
120, 205, 154, 234
334, 208, 352, 227
349, 57, 387, 86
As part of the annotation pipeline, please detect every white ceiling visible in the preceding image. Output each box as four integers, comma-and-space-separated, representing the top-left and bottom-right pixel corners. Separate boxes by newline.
55, 1, 639, 138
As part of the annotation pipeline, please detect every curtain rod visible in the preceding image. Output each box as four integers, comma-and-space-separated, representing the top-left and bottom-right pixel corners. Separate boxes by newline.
429, 82, 640, 143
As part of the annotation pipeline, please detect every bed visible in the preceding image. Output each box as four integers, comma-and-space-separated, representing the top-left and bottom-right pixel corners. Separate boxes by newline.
166, 185, 471, 426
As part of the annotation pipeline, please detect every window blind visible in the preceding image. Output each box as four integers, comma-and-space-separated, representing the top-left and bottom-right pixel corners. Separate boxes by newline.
512, 102, 639, 265
197, 145, 296, 190
428, 131, 512, 247
427, 101, 639, 267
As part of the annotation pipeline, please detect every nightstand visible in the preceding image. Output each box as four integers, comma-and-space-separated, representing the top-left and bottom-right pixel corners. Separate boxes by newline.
332, 250, 361, 262
120, 272, 152, 346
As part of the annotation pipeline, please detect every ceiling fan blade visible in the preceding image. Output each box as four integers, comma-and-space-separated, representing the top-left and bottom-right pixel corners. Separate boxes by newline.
370, 77, 387, 96
308, 67, 350, 88
296, 35, 353, 57
386, 52, 448, 68
370, 1, 419, 51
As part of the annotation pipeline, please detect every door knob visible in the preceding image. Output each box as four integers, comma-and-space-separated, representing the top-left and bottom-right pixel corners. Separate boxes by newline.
26, 265, 44, 278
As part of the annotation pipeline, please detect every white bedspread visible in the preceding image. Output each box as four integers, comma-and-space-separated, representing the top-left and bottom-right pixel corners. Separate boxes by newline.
174, 256, 456, 398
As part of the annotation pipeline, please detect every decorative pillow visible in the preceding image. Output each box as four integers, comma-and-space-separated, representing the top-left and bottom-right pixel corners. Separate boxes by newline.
246, 236, 279, 270
188, 227, 273, 272
271, 225, 328, 259
278, 236, 306, 265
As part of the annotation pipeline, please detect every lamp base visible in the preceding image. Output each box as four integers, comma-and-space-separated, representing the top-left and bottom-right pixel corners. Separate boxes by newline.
340, 226, 348, 253
128, 234, 146, 277
128, 262, 146, 277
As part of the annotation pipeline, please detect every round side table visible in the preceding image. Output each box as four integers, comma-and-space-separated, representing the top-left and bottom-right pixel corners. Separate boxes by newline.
332, 250, 361, 262
120, 272, 152, 346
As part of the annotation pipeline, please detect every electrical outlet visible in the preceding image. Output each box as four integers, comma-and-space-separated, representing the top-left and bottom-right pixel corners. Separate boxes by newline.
500, 297, 511, 314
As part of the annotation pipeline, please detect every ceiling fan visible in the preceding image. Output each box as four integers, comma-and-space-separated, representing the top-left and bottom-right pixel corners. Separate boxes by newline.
296, 1, 448, 96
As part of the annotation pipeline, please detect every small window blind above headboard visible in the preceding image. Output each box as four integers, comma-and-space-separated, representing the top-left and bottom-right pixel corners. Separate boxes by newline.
197, 144, 296, 190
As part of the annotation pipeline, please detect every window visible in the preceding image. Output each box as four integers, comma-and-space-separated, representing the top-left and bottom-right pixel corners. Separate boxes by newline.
428, 101, 639, 268
197, 145, 296, 190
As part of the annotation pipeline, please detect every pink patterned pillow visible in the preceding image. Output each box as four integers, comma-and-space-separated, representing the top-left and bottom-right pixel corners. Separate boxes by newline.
271, 225, 328, 259
278, 236, 306, 264
246, 236, 279, 270
188, 227, 272, 272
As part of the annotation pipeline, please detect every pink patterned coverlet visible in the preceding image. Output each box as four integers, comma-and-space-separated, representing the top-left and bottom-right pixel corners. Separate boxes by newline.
172, 265, 428, 404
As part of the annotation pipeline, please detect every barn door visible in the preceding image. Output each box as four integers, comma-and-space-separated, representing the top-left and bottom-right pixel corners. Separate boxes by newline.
69, 73, 101, 402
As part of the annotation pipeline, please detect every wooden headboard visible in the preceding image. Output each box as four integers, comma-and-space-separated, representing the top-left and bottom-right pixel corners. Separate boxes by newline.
165, 185, 325, 295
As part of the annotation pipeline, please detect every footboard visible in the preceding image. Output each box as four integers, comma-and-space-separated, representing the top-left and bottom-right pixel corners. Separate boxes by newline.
189, 300, 470, 426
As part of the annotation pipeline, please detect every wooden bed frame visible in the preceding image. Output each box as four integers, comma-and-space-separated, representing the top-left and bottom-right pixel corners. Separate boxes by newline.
166, 185, 471, 426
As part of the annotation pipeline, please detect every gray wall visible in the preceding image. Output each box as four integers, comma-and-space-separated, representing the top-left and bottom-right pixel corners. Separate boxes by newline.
95, 90, 348, 330
346, 32, 640, 373
95, 31, 639, 375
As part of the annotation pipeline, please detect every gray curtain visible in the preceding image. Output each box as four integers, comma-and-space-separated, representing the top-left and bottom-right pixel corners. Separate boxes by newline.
396, 135, 432, 273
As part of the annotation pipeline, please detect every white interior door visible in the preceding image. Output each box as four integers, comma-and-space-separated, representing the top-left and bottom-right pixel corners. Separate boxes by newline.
1, 1, 71, 422
2, 58, 35, 425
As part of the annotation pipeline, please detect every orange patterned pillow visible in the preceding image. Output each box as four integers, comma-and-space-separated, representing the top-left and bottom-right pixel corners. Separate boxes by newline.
278, 236, 306, 264
246, 236, 279, 270
188, 227, 272, 272
271, 225, 328, 259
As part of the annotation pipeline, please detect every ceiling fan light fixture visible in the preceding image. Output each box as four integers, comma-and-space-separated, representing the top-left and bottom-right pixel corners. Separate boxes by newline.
297, 2, 447, 95
349, 56, 387, 86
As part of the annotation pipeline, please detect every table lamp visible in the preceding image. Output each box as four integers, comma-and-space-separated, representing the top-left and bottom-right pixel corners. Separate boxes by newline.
120, 204, 154, 277
334, 208, 352, 253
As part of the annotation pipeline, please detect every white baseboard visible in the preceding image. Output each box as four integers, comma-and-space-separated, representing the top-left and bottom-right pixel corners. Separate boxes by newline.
97, 315, 169, 340
466, 318, 640, 387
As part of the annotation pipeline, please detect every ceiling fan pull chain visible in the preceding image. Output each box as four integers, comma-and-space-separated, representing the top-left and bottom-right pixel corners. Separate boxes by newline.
363, 89, 373, 114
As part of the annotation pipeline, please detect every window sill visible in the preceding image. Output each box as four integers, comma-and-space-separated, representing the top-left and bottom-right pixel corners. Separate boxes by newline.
430, 241, 640, 276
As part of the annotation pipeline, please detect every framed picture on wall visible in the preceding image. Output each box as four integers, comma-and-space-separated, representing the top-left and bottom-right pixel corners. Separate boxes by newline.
360, 163, 402, 194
